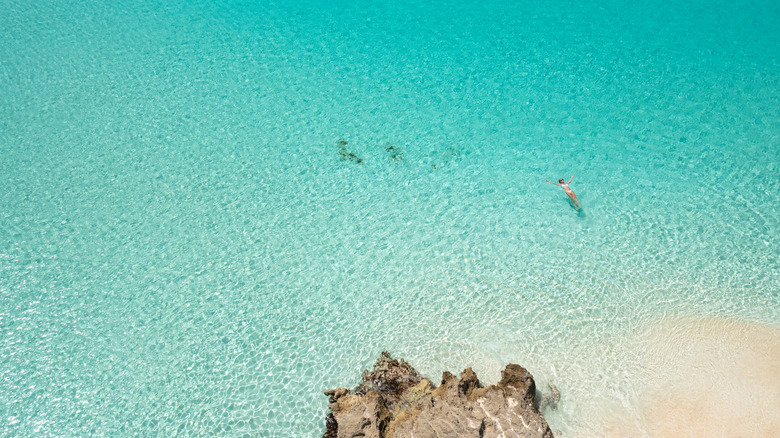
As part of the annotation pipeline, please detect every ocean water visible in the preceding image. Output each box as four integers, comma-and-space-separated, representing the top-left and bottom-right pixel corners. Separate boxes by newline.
1, 0, 778, 436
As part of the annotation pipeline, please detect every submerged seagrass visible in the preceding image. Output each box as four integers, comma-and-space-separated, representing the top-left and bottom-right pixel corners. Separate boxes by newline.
323, 352, 553, 438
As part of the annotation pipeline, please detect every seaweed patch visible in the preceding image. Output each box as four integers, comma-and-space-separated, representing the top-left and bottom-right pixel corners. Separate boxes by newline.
336, 139, 363, 164
384, 144, 405, 163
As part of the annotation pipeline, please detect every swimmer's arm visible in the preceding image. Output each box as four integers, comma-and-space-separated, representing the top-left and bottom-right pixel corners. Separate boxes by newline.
545, 180, 561, 186
567, 175, 574, 184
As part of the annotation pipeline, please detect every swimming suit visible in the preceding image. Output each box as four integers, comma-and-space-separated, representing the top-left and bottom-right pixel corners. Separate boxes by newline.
561, 183, 573, 194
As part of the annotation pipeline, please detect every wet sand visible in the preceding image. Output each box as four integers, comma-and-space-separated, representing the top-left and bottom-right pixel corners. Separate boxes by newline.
605, 316, 780, 437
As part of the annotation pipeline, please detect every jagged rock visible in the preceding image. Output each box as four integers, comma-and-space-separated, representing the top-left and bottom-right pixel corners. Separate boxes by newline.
323, 414, 337, 438
323, 352, 553, 438
325, 388, 351, 401
355, 351, 423, 397
326, 391, 390, 438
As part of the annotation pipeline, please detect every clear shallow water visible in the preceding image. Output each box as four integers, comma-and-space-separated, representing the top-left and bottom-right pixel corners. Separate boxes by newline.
1, 0, 778, 436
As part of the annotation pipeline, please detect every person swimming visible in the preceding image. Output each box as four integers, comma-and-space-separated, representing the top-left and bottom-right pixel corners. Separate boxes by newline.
545, 175, 581, 209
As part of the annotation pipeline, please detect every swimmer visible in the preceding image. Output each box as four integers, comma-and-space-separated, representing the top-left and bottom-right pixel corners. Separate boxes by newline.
545, 175, 581, 209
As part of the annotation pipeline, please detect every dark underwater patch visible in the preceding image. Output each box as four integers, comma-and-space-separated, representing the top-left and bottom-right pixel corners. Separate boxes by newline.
336, 139, 363, 164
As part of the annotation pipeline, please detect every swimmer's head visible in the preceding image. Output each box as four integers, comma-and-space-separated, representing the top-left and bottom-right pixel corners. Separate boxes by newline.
558, 179, 565, 184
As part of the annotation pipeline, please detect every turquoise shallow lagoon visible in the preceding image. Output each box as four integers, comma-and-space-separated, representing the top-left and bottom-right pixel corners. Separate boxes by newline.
1, 0, 778, 436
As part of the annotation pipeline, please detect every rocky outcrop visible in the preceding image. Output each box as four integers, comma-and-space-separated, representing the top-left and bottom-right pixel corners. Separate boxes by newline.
323, 352, 554, 438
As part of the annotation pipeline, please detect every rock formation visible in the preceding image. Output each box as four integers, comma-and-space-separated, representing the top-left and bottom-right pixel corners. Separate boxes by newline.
323, 352, 554, 438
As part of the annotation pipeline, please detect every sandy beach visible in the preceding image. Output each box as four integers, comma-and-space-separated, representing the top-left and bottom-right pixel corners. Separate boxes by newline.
599, 316, 780, 437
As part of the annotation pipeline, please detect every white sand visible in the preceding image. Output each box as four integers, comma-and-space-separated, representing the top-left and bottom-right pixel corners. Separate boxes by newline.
599, 316, 780, 437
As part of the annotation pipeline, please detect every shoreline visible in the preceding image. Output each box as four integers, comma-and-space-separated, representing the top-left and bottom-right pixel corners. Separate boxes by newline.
570, 315, 780, 437
320, 315, 779, 437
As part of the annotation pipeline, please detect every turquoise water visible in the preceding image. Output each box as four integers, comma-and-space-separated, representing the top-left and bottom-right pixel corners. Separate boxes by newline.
1, 0, 778, 436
